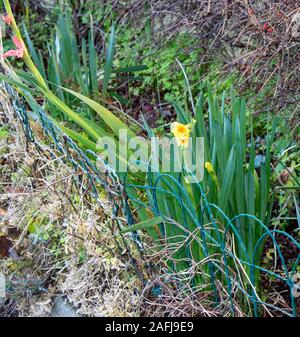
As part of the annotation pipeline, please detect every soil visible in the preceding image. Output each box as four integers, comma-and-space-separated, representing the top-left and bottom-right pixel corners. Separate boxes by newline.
261, 219, 300, 316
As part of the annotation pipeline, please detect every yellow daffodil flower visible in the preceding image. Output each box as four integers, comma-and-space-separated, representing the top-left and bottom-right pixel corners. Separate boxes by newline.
171, 122, 190, 138
171, 122, 192, 148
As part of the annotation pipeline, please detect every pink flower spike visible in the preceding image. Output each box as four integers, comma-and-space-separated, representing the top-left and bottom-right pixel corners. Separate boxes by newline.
2, 36, 24, 59
12, 36, 24, 50
2, 15, 12, 25
3, 49, 21, 58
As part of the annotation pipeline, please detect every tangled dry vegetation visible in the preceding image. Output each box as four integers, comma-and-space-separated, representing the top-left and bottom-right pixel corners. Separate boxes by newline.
115, 0, 300, 111
0, 87, 142, 317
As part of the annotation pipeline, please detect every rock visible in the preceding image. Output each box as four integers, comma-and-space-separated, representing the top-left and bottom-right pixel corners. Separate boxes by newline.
50, 297, 81, 317
254, 154, 265, 168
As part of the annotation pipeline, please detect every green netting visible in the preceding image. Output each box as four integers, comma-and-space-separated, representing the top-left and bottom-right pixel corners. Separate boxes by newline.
3, 83, 300, 317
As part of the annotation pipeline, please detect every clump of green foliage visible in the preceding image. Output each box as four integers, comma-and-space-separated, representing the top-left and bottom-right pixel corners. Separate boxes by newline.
115, 27, 234, 103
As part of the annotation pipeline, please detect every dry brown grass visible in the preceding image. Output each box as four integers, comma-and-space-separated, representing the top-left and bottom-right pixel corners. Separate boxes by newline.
0, 86, 142, 317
